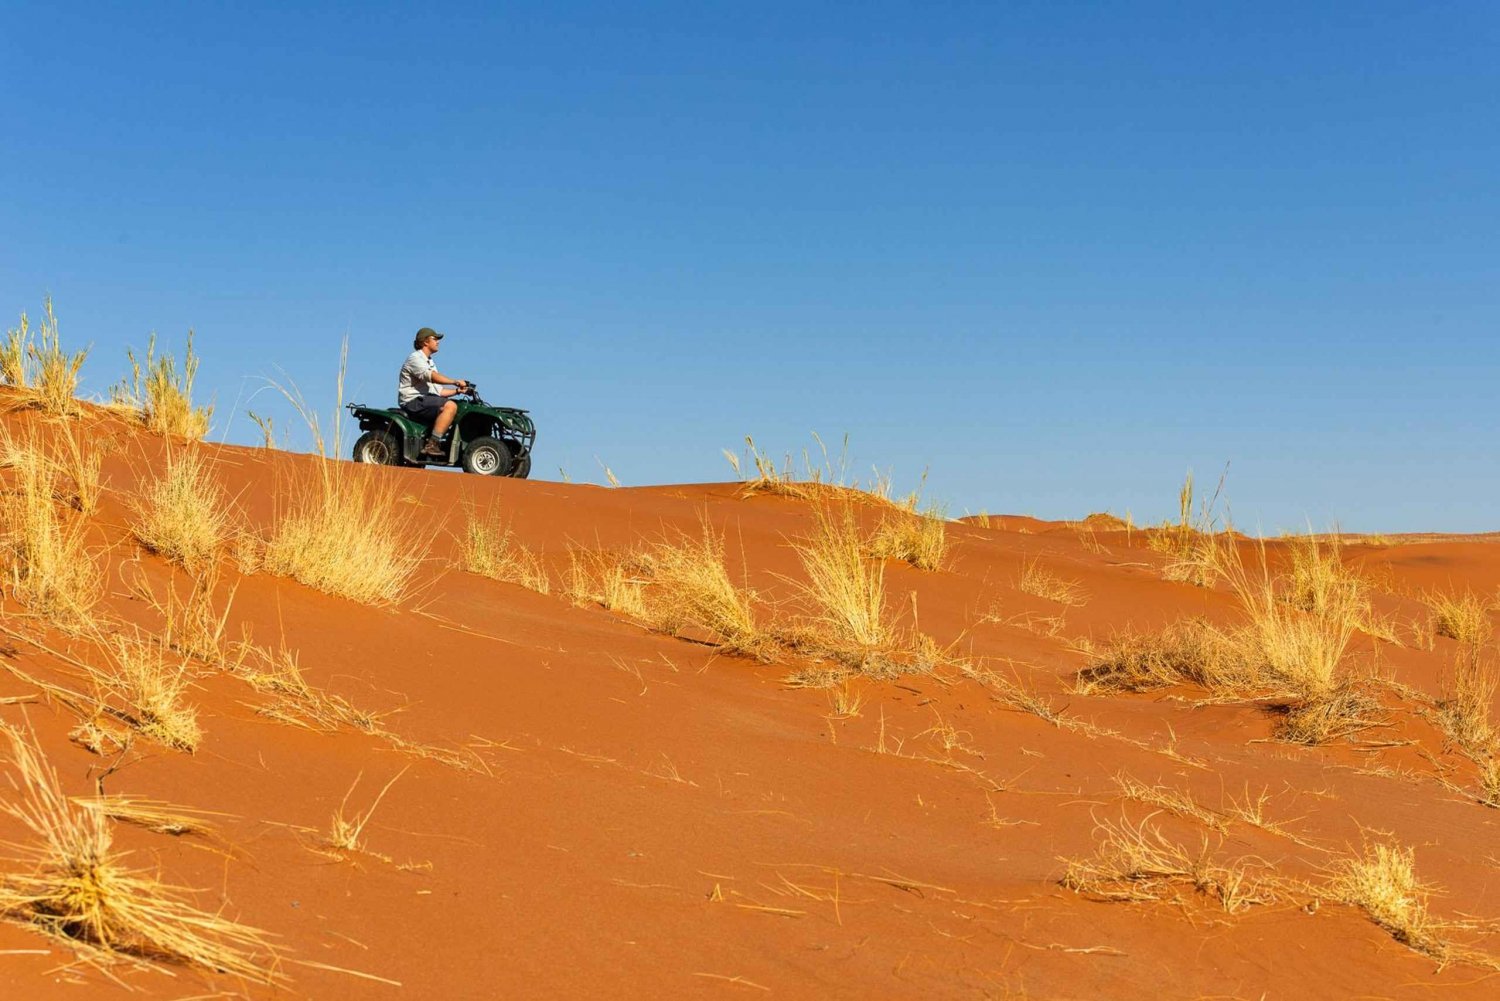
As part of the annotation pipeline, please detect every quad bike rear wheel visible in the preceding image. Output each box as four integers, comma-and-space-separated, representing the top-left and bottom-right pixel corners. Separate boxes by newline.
462, 436, 514, 476
353, 430, 400, 466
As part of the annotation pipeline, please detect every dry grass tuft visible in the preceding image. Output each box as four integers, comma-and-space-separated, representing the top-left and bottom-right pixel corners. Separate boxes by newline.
867, 505, 947, 571
643, 521, 766, 656
1437, 645, 1497, 756
1148, 472, 1232, 588
1081, 541, 1372, 743
1273, 682, 1382, 744
0, 312, 27, 387
93, 633, 202, 752
0, 724, 281, 980
1161, 533, 1225, 588
562, 525, 770, 657
323, 771, 405, 861
50, 422, 104, 515
131, 450, 230, 571
0, 430, 102, 622
1426, 590, 1493, 647
1328, 841, 1443, 958
788, 503, 889, 654
1220, 541, 1360, 700
1075, 619, 1242, 694
1286, 534, 1366, 616
461, 515, 550, 594
261, 464, 425, 605
2, 300, 87, 413
111, 332, 212, 439
1434, 646, 1500, 806
726, 435, 817, 499
825, 679, 864, 719
564, 548, 650, 620
1017, 557, 1088, 606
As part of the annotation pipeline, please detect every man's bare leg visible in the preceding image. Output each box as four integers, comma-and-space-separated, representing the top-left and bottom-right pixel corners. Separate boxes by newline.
423, 400, 459, 456
433, 400, 458, 438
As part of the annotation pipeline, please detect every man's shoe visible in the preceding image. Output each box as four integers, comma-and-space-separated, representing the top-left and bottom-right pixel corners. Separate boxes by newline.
421, 438, 445, 457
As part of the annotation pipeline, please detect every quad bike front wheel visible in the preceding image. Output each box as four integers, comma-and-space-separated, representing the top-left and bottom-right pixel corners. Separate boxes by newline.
511, 451, 531, 479
462, 436, 514, 476
353, 430, 400, 466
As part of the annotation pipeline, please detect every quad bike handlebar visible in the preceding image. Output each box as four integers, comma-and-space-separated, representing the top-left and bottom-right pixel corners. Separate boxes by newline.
456, 382, 488, 406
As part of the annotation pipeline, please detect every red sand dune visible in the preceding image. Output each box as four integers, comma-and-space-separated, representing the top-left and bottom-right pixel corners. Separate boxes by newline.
2, 402, 1499, 1000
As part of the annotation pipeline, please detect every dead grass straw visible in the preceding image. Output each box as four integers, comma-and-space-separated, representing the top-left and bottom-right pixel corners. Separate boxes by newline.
1017, 557, 1088, 606
1059, 812, 1276, 912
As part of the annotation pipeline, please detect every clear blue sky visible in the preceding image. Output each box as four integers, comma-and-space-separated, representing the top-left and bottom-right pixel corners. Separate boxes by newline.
3, 2, 1496, 532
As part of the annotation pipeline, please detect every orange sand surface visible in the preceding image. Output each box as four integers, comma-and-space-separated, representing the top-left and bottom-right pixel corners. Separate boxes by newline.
2, 401, 1499, 1000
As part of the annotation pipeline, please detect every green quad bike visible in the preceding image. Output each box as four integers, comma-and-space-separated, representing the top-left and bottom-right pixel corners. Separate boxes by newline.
346, 384, 535, 477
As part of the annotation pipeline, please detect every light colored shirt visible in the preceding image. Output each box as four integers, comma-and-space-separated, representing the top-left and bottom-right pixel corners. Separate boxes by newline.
397, 350, 436, 405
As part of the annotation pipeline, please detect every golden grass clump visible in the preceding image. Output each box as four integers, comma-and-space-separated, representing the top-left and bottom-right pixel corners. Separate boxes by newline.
1059, 813, 1274, 913
94, 633, 202, 752
563, 549, 650, 620
789, 503, 889, 654
0, 312, 27, 387
1273, 683, 1381, 745
0, 431, 102, 621
644, 522, 765, 656
47, 422, 105, 516
1017, 557, 1088, 606
2, 300, 88, 413
0, 724, 281, 980
1329, 842, 1442, 958
1286, 534, 1366, 616
261, 464, 425, 605
1438, 645, 1497, 757
867, 504, 947, 571
1082, 541, 1373, 742
1075, 619, 1241, 694
1161, 538, 1222, 588
112, 332, 212, 439
1148, 472, 1231, 588
1220, 541, 1360, 700
1426, 590, 1493, 647
462, 516, 550, 594
131, 450, 230, 570
1146, 472, 1201, 559
725, 435, 816, 499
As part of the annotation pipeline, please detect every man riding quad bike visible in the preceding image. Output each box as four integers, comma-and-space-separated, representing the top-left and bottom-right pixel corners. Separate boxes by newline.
346, 328, 535, 477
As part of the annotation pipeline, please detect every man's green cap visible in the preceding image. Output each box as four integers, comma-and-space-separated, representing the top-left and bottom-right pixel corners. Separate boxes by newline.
414, 327, 444, 348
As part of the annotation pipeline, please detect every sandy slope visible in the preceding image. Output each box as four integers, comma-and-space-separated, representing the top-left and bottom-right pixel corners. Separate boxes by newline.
2, 405, 1499, 1000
